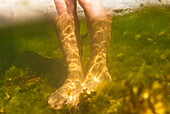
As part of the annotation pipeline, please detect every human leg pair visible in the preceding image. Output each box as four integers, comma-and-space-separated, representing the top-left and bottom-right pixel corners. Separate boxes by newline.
48, 0, 112, 109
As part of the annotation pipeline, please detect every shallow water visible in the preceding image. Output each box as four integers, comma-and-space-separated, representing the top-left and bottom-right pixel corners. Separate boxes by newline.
0, 6, 170, 114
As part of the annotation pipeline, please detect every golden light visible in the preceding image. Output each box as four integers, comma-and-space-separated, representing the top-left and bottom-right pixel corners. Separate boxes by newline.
94, 77, 99, 82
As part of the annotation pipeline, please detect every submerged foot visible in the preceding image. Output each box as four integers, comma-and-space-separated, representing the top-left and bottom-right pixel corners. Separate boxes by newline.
48, 78, 82, 109
48, 64, 83, 109
67, 63, 111, 105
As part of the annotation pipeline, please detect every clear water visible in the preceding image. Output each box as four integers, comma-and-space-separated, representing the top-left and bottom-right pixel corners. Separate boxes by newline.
0, 6, 170, 114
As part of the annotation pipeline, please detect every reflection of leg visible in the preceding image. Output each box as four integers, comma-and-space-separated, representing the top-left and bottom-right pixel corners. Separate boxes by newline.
67, 0, 112, 105
48, 0, 83, 109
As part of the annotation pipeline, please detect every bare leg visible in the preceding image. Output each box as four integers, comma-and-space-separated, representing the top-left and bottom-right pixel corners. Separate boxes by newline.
54, 0, 81, 52
67, 0, 112, 105
78, 0, 107, 21
48, 0, 83, 109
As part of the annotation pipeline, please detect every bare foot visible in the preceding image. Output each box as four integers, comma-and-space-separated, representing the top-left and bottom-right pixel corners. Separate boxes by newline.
48, 78, 82, 109
67, 59, 111, 105
48, 60, 83, 109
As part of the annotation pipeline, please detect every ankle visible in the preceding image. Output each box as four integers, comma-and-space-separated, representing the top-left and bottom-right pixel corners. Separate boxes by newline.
65, 78, 82, 87
67, 65, 84, 80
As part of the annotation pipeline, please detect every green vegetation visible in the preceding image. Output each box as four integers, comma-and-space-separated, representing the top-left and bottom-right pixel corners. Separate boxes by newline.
0, 6, 170, 114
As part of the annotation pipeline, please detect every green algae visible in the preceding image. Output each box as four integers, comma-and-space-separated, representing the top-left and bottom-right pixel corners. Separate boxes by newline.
0, 6, 170, 114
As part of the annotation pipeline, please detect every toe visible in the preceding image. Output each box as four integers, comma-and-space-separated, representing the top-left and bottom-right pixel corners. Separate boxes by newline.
48, 91, 67, 109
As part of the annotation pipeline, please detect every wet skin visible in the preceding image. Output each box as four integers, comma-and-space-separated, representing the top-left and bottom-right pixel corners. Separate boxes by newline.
48, 0, 111, 109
